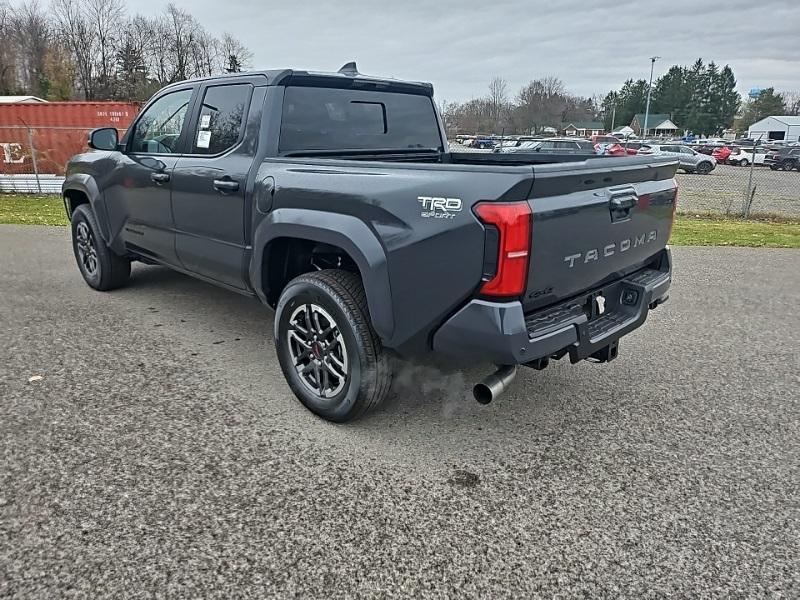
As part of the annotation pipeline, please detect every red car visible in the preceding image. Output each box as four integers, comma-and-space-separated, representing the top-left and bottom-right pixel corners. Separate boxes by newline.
594, 142, 628, 156
712, 146, 732, 162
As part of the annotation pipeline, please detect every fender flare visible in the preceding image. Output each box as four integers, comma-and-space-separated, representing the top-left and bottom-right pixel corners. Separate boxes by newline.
62, 175, 111, 243
251, 208, 394, 342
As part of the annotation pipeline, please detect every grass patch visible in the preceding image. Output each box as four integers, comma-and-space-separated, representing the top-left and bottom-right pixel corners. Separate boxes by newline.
2, 193, 799, 248
671, 214, 799, 248
0, 193, 68, 226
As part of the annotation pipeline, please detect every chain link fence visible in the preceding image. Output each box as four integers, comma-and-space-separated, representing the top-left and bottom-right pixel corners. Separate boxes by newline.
3, 131, 798, 218
675, 163, 798, 218
450, 141, 800, 218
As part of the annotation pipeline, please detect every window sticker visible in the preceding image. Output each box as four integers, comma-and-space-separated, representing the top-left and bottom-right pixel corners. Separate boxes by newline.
200, 114, 211, 129
197, 130, 212, 149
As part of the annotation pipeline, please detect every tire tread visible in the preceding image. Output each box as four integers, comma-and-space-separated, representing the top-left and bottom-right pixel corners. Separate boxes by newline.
281, 269, 392, 420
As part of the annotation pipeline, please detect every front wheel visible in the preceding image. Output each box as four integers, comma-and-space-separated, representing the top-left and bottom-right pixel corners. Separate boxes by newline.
71, 204, 130, 291
739, 158, 749, 167
696, 161, 713, 175
274, 270, 392, 422
781, 160, 793, 171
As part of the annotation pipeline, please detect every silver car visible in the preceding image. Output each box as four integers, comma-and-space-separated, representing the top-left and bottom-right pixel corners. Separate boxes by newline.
647, 143, 716, 174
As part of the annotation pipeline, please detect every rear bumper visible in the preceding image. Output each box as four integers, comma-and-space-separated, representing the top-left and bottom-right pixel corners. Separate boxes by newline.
432, 249, 672, 365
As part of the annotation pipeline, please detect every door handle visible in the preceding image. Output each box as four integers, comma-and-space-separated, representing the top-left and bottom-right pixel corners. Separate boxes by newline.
213, 178, 240, 193
151, 172, 170, 184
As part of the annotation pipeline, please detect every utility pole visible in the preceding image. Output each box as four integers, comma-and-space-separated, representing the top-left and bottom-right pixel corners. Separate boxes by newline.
642, 56, 660, 139
611, 105, 616, 132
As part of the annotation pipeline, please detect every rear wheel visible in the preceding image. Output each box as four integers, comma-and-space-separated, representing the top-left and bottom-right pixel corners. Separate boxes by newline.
739, 158, 749, 167
781, 160, 793, 170
71, 204, 130, 291
274, 269, 392, 422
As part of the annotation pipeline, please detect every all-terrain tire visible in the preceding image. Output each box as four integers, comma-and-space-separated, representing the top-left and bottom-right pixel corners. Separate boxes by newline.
274, 269, 392, 422
71, 203, 131, 291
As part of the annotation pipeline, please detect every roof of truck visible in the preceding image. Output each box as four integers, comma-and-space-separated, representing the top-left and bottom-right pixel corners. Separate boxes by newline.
162, 63, 434, 96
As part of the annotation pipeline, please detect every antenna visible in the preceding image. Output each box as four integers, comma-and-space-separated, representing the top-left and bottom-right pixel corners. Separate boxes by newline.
338, 62, 359, 76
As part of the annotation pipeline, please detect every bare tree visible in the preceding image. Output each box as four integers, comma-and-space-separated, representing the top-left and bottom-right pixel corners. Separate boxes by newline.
52, 0, 96, 99
164, 3, 198, 82
13, 0, 256, 100
782, 91, 800, 116
191, 29, 219, 77
13, 1, 52, 97
85, 0, 124, 96
0, 2, 19, 94
219, 32, 253, 74
487, 76, 509, 130
514, 76, 569, 134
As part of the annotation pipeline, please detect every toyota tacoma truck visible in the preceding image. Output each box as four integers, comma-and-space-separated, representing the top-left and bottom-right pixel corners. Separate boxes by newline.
63, 63, 677, 422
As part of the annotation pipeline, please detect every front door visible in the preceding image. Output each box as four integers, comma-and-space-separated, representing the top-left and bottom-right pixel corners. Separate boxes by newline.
171, 82, 255, 289
103, 87, 195, 266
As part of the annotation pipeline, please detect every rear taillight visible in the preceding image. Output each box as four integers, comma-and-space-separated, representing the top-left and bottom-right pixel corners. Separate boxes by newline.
474, 201, 532, 298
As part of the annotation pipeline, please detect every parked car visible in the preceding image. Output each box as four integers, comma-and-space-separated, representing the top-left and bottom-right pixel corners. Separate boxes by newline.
765, 147, 800, 170
648, 144, 716, 174
620, 141, 653, 155
711, 146, 732, 162
505, 138, 595, 154
492, 139, 524, 152
63, 64, 677, 422
590, 135, 621, 145
727, 146, 767, 167
594, 141, 628, 156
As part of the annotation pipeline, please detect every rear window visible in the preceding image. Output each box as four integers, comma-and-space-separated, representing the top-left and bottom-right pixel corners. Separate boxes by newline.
279, 87, 442, 152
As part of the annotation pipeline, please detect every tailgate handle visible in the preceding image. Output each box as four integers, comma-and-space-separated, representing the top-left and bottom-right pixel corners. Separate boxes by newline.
610, 196, 637, 211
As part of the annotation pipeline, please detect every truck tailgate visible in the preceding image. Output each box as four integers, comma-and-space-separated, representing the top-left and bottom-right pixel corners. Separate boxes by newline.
523, 157, 678, 311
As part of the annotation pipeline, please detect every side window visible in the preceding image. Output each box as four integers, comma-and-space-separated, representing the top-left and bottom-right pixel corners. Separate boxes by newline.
680, 147, 694, 155
192, 84, 252, 155
130, 89, 193, 154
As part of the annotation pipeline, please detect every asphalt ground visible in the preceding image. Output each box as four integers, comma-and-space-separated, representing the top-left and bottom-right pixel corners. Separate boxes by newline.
1, 225, 798, 598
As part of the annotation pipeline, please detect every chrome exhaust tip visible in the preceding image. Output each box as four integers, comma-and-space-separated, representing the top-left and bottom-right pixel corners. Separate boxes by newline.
473, 365, 517, 404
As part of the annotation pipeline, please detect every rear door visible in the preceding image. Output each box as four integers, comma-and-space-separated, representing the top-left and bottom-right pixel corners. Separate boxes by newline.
171, 81, 258, 289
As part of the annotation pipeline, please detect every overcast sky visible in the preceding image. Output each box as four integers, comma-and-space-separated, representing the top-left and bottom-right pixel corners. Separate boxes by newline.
80, 0, 800, 101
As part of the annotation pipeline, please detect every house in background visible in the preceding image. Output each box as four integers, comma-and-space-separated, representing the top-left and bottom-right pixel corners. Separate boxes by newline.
747, 116, 800, 142
0, 96, 47, 103
562, 121, 605, 137
631, 113, 678, 137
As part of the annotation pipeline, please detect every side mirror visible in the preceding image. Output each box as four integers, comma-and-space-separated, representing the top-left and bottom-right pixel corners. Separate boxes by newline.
88, 127, 119, 151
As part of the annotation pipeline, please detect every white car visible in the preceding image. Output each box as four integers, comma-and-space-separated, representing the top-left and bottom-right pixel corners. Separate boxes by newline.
727, 146, 767, 167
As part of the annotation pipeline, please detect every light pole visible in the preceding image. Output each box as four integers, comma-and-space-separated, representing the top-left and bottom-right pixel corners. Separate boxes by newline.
642, 56, 660, 139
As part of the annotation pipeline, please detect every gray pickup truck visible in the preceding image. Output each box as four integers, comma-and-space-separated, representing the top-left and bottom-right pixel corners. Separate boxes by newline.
64, 63, 677, 422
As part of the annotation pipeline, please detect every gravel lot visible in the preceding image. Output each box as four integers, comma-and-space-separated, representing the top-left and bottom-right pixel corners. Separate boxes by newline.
1, 226, 798, 598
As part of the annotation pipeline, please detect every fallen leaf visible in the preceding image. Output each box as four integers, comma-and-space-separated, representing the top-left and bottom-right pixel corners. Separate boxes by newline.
28, 375, 43, 382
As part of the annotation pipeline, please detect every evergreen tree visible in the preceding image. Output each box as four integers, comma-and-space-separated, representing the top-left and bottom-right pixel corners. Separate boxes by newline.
740, 88, 787, 130
602, 79, 647, 131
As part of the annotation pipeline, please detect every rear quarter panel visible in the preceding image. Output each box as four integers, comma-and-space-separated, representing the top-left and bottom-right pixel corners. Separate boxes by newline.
255, 158, 535, 353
